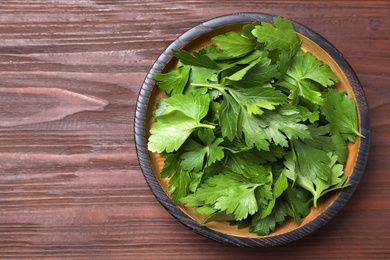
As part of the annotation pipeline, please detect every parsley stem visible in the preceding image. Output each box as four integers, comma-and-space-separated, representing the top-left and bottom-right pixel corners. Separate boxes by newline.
197, 123, 216, 129
192, 83, 228, 92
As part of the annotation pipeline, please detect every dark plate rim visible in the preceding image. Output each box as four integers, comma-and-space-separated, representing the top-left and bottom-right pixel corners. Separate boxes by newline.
134, 12, 371, 247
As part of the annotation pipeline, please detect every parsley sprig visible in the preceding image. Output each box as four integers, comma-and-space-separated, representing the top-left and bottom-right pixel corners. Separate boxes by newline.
148, 17, 364, 236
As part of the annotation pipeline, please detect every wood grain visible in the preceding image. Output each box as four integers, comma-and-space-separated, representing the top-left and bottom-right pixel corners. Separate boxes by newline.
0, 0, 389, 258
0, 87, 108, 126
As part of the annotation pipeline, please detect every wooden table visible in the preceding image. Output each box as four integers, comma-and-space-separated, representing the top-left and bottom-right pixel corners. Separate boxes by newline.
1, 1, 389, 259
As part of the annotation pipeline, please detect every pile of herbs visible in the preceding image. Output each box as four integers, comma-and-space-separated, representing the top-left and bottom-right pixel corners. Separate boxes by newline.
147, 17, 363, 236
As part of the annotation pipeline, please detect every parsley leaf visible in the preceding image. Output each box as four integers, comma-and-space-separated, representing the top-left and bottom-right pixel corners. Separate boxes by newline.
229, 58, 279, 87
195, 170, 271, 221
292, 137, 332, 182
185, 66, 217, 95
165, 93, 210, 121
160, 152, 181, 178
276, 40, 302, 79
261, 104, 311, 147
249, 196, 292, 236
283, 151, 349, 207
219, 91, 241, 141
311, 153, 349, 206
172, 49, 220, 69
277, 49, 338, 106
231, 84, 286, 116
288, 50, 338, 88
238, 107, 270, 150
331, 133, 349, 164
180, 139, 208, 172
276, 50, 337, 105
148, 94, 214, 153
148, 110, 202, 153
283, 186, 311, 224
212, 30, 258, 58
252, 17, 299, 51
180, 129, 224, 172
168, 166, 191, 205
153, 65, 190, 95
321, 89, 363, 142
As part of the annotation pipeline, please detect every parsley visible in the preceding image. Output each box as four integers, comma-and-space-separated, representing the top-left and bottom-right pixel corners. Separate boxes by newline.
148, 17, 364, 236
148, 94, 215, 153
212, 23, 259, 57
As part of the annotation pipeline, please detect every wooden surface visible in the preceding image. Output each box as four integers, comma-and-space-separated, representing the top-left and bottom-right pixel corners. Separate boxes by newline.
0, 1, 389, 259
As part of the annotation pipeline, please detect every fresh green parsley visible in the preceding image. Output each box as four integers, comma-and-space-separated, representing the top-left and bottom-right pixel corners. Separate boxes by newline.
147, 17, 364, 236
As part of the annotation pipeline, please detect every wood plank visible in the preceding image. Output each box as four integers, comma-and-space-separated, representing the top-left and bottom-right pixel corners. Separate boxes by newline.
0, 0, 389, 258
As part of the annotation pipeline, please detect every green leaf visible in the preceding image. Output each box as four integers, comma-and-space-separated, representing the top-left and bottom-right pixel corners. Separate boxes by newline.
230, 85, 287, 115
303, 123, 335, 153
195, 172, 263, 221
273, 172, 289, 199
165, 93, 210, 122
153, 98, 168, 117
185, 66, 217, 95
277, 49, 338, 106
260, 167, 289, 218
230, 58, 279, 87
319, 174, 349, 198
223, 146, 277, 174
225, 143, 285, 167
148, 94, 213, 153
297, 105, 319, 123
242, 164, 273, 184
283, 186, 311, 224
282, 151, 316, 194
168, 166, 191, 205
292, 137, 332, 182
153, 65, 191, 95
195, 173, 235, 205
214, 184, 259, 221
276, 40, 302, 79
201, 44, 233, 61
180, 139, 208, 172
252, 17, 299, 51
148, 111, 201, 153
288, 152, 350, 207
160, 152, 181, 178
189, 171, 205, 192
250, 197, 292, 236
288, 50, 338, 88
212, 31, 258, 57
241, 22, 259, 41
281, 152, 297, 182
256, 183, 274, 217
321, 89, 363, 142
235, 49, 266, 64
180, 194, 204, 207
311, 153, 346, 206
195, 204, 218, 215
331, 133, 349, 165
229, 217, 252, 229
219, 93, 241, 141
172, 49, 220, 69
226, 58, 263, 82
198, 128, 225, 166
262, 104, 311, 147
239, 109, 270, 151
202, 211, 236, 225
180, 129, 224, 172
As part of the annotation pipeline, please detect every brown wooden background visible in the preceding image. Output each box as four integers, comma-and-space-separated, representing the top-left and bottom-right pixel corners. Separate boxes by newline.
0, 1, 389, 259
